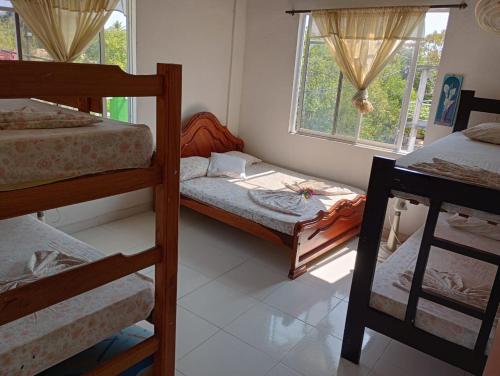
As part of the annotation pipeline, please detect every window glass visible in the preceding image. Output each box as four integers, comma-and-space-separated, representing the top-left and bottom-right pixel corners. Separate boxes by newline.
294, 12, 449, 152
19, 20, 50, 61
0, 10, 17, 60
75, 35, 100, 64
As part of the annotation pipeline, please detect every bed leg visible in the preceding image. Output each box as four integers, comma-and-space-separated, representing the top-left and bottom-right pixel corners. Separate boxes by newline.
288, 264, 307, 279
341, 157, 395, 364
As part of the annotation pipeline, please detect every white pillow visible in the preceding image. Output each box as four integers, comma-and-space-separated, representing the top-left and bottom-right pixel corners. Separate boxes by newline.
224, 151, 262, 166
180, 156, 209, 182
207, 152, 246, 179
463, 122, 500, 145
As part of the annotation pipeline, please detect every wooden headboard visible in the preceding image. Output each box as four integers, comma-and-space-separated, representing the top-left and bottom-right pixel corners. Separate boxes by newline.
454, 90, 500, 132
181, 112, 244, 157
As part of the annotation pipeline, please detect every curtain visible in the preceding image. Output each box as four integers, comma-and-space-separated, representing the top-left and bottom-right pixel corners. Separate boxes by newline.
12, 0, 119, 62
312, 6, 428, 114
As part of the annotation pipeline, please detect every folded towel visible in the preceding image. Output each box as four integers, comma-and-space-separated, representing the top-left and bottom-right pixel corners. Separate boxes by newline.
0, 106, 101, 130
249, 189, 307, 216
394, 268, 491, 310
284, 180, 353, 197
0, 244, 87, 293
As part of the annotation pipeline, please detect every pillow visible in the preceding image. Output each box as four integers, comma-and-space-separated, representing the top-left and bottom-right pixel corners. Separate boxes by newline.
463, 122, 500, 145
207, 152, 246, 179
447, 214, 500, 241
224, 151, 262, 166
180, 156, 209, 182
0, 106, 101, 130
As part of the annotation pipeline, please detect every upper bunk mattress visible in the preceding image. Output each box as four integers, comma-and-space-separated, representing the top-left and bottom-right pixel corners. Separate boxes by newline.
0, 99, 153, 191
0, 215, 154, 375
396, 132, 500, 186
181, 162, 364, 235
370, 213, 499, 351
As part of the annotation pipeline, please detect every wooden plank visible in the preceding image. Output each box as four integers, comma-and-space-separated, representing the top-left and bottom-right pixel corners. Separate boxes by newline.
0, 167, 162, 220
0, 61, 162, 98
0, 247, 161, 325
86, 337, 159, 376
484, 325, 500, 375
181, 197, 293, 246
154, 63, 182, 376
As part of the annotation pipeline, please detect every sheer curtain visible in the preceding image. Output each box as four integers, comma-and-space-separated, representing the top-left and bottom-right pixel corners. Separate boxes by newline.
12, 0, 119, 62
313, 6, 428, 113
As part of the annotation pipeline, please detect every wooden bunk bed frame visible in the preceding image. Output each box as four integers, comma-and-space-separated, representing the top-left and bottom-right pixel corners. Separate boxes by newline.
179, 112, 366, 279
341, 90, 500, 375
0, 61, 181, 375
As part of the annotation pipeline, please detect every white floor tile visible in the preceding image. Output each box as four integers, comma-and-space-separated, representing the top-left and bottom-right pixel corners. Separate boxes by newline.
178, 280, 258, 328
316, 300, 349, 339
264, 280, 342, 326
103, 211, 155, 245
282, 328, 370, 376
376, 340, 464, 376
176, 331, 277, 376
178, 263, 211, 299
266, 363, 303, 376
176, 306, 218, 360
72, 226, 129, 254
225, 303, 313, 361
217, 259, 289, 300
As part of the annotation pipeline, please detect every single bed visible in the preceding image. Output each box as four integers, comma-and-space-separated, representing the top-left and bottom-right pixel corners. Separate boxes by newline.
180, 112, 366, 279
0, 99, 153, 191
0, 215, 154, 375
370, 213, 499, 351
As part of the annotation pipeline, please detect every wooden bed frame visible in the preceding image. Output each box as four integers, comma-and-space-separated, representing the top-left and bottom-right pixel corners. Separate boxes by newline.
179, 112, 366, 279
0, 61, 181, 376
341, 90, 500, 375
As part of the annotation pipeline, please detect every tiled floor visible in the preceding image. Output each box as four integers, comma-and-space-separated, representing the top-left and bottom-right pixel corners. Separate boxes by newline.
72, 208, 468, 376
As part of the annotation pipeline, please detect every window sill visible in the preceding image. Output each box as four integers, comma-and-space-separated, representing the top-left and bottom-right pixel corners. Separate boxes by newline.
290, 129, 410, 156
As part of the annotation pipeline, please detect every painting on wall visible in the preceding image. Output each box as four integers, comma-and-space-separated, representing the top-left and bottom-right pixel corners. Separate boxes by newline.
435, 74, 464, 127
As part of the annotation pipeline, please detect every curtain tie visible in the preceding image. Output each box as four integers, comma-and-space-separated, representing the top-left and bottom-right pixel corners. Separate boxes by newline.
352, 89, 374, 114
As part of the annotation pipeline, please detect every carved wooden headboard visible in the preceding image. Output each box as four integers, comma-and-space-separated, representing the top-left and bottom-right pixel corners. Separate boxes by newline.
181, 112, 244, 157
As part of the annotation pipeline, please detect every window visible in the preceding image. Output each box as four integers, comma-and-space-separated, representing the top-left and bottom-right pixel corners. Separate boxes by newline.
0, 0, 134, 122
292, 11, 449, 152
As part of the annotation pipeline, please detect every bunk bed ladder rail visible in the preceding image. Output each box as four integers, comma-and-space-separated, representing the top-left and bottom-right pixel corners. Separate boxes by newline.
404, 199, 500, 359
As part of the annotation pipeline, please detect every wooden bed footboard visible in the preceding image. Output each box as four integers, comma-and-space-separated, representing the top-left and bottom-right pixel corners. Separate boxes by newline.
289, 195, 366, 279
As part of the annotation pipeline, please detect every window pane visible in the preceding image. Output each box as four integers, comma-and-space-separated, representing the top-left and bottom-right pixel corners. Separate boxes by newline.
402, 12, 449, 152
358, 42, 414, 145
298, 38, 340, 133
0, 10, 17, 60
75, 35, 100, 64
335, 79, 359, 138
104, 10, 128, 70
20, 20, 51, 61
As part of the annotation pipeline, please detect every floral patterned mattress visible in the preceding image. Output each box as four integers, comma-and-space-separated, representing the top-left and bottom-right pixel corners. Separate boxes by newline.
0, 216, 154, 375
0, 99, 153, 191
180, 162, 364, 235
370, 213, 499, 352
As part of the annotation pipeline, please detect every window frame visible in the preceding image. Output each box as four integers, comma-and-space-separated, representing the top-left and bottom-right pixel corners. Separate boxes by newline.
291, 12, 447, 153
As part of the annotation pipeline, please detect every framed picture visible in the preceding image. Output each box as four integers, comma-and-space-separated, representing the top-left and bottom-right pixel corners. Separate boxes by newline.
435, 74, 464, 127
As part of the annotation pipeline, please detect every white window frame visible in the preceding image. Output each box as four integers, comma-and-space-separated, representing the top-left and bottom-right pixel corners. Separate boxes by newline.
290, 12, 447, 153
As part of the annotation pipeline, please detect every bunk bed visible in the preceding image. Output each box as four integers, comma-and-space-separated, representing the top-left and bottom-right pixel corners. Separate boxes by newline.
0, 61, 181, 375
179, 112, 366, 279
341, 90, 500, 375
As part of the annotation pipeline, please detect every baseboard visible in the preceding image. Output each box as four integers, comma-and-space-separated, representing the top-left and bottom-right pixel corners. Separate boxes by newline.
54, 202, 153, 234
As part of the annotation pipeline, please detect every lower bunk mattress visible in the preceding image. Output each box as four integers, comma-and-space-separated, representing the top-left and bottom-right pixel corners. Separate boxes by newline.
370, 213, 499, 351
0, 99, 153, 191
0, 216, 154, 375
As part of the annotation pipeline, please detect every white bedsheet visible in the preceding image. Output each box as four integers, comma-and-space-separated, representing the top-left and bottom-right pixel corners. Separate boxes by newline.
370, 213, 499, 351
180, 162, 364, 235
0, 216, 154, 375
0, 99, 153, 191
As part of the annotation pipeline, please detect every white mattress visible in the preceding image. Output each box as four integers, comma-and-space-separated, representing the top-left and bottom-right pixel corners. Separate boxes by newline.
0, 216, 154, 375
395, 132, 500, 222
180, 162, 364, 235
0, 99, 153, 191
370, 213, 499, 351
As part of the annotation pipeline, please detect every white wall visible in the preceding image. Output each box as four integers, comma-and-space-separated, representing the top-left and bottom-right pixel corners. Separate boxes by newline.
135, 0, 247, 134
238, 0, 500, 235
